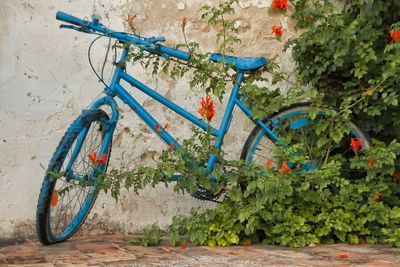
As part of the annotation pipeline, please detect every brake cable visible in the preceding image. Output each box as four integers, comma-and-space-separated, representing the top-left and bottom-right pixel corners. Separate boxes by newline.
87, 35, 112, 89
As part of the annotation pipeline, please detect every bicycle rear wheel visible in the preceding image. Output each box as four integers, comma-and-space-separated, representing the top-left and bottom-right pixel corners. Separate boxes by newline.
36, 109, 112, 245
241, 103, 369, 175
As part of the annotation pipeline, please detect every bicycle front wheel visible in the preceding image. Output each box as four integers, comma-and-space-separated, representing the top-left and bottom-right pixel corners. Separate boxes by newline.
241, 103, 370, 175
36, 109, 112, 245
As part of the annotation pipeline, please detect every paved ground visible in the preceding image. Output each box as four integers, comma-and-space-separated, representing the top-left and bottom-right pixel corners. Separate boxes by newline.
0, 235, 399, 266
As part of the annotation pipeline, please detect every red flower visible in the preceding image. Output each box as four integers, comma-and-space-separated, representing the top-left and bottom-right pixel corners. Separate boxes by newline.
272, 0, 288, 10
51, 190, 59, 207
272, 26, 283, 37
97, 153, 107, 165
182, 17, 187, 31
266, 159, 272, 170
168, 142, 175, 152
180, 243, 188, 249
88, 152, 107, 165
393, 170, 400, 182
367, 157, 374, 169
279, 161, 290, 174
89, 152, 98, 163
390, 31, 400, 42
155, 124, 161, 132
198, 96, 215, 122
373, 193, 381, 202
350, 138, 362, 152
338, 253, 349, 259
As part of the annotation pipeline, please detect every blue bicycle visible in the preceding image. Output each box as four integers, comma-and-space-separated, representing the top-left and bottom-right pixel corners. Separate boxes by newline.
36, 12, 370, 245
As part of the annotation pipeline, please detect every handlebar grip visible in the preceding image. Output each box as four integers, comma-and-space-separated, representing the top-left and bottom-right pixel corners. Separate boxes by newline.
56, 11, 86, 26
159, 46, 190, 61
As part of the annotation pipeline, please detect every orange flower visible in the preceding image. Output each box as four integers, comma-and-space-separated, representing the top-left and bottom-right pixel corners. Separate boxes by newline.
89, 152, 98, 163
198, 96, 215, 122
163, 123, 169, 130
88, 152, 107, 165
373, 193, 381, 202
182, 17, 187, 31
266, 159, 272, 170
338, 253, 349, 259
168, 142, 175, 152
367, 157, 374, 169
97, 153, 107, 165
180, 243, 188, 249
393, 170, 400, 182
390, 31, 400, 42
279, 161, 290, 174
350, 138, 362, 152
272, 0, 288, 10
155, 124, 161, 132
272, 26, 283, 37
51, 190, 59, 207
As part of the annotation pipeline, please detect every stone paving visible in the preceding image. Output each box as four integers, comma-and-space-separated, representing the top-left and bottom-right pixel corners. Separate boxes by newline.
0, 235, 399, 266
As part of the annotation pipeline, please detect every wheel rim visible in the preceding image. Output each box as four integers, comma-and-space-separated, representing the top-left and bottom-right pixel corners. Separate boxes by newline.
48, 119, 108, 240
247, 107, 369, 176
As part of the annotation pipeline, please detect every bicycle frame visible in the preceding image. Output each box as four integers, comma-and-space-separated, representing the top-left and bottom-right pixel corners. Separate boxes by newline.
53, 11, 281, 181
75, 44, 280, 182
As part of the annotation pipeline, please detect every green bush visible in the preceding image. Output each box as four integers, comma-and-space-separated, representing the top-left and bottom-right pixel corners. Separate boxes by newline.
289, 0, 400, 142
94, 0, 400, 248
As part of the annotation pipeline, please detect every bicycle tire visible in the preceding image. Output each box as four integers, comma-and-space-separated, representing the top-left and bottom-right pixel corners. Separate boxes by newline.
241, 102, 370, 175
36, 109, 112, 245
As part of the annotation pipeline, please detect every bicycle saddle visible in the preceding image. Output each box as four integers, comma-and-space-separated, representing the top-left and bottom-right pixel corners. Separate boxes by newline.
209, 53, 268, 72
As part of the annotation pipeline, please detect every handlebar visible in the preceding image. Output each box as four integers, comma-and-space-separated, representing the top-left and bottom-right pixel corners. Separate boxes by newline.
56, 11, 86, 27
56, 11, 191, 61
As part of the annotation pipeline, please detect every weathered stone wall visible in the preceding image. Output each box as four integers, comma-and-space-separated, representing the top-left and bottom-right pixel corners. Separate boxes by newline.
0, 0, 296, 238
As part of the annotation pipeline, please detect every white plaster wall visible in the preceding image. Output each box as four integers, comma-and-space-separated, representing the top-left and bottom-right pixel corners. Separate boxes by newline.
0, 0, 296, 238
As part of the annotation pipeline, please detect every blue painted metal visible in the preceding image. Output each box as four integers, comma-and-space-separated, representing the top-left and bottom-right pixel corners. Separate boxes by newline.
64, 96, 119, 182
248, 128, 266, 162
290, 117, 310, 129
91, 97, 119, 168
91, 96, 120, 124
115, 84, 178, 149
245, 108, 339, 171
209, 54, 268, 71
206, 73, 244, 172
119, 71, 219, 137
39, 109, 111, 241
56, 11, 85, 26
65, 125, 89, 175
55, 11, 283, 180
235, 99, 280, 142
56, 11, 191, 61
55, 192, 95, 239
39, 11, 375, 244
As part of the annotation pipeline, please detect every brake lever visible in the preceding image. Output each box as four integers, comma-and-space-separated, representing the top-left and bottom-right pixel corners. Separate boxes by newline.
60, 24, 94, 34
60, 24, 81, 31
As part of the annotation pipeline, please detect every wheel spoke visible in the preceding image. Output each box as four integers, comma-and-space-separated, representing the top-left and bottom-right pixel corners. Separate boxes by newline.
245, 106, 368, 180
46, 116, 108, 238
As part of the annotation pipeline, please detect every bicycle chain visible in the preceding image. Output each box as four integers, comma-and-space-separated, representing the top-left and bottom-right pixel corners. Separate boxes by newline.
191, 187, 225, 203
